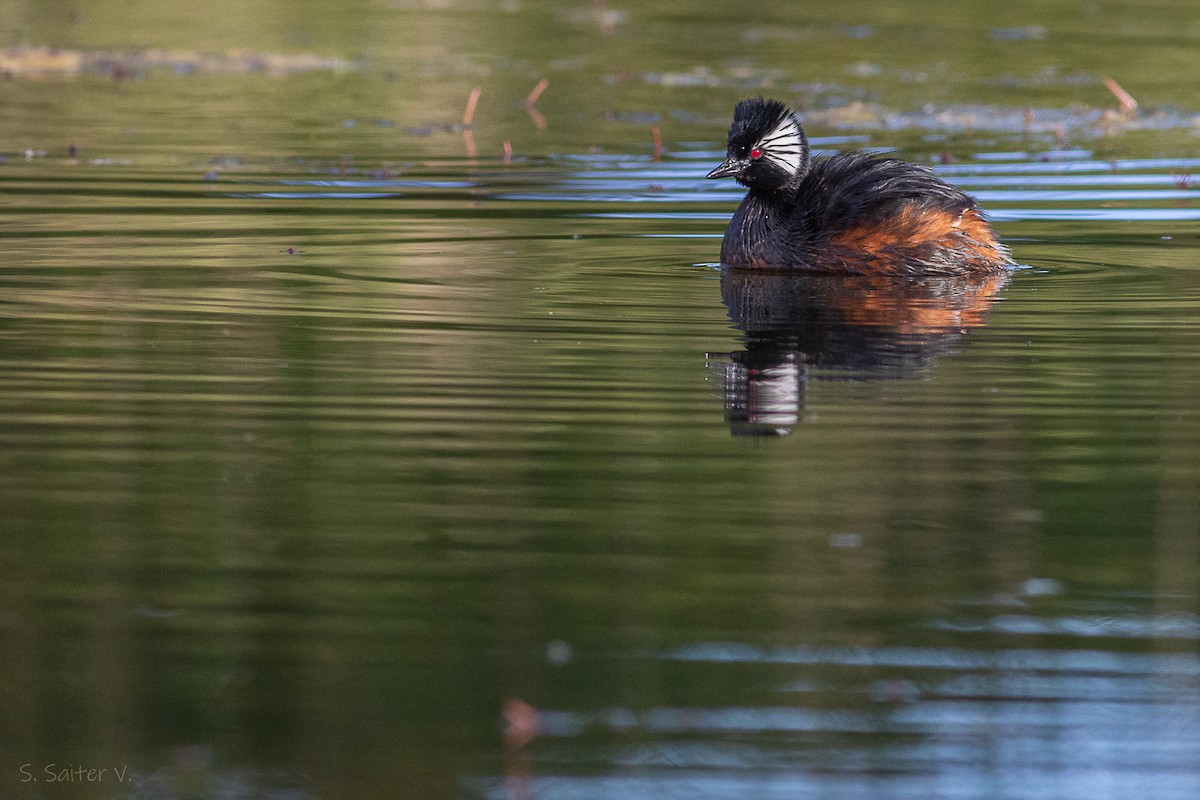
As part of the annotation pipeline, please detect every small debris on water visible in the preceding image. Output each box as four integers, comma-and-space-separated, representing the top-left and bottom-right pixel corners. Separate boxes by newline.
1020, 577, 1064, 598
870, 678, 921, 704
545, 639, 573, 666
990, 26, 1046, 42
828, 532, 863, 549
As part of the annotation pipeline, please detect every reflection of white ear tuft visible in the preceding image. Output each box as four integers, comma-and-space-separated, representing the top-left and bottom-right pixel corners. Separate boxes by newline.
757, 115, 803, 174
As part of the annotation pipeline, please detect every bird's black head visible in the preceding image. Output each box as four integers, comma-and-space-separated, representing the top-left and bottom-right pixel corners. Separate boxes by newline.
707, 97, 810, 193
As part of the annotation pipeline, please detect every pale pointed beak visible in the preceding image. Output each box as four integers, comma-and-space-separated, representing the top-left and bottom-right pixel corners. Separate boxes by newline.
706, 158, 746, 180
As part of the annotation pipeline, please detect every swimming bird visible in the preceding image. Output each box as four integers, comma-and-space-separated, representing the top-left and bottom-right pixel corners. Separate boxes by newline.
707, 97, 1012, 275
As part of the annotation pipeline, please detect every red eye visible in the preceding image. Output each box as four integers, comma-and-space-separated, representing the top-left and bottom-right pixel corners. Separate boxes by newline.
750, 147, 762, 159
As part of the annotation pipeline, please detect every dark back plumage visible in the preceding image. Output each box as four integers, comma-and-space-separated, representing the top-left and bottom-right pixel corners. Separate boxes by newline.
793, 151, 968, 235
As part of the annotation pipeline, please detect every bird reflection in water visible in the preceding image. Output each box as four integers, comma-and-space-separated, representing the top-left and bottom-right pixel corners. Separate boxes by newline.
710, 269, 1009, 437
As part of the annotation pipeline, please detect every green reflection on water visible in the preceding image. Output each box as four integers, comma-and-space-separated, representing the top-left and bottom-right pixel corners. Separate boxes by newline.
1, 1, 1199, 799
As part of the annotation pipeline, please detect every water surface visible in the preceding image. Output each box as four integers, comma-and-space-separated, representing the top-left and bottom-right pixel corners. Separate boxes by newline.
1, 2, 1199, 799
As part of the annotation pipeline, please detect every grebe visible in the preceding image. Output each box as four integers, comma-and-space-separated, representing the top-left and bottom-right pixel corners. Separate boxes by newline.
707, 97, 1012, 276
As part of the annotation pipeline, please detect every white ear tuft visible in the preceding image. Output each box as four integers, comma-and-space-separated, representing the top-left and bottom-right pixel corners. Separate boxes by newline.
757, 116, 803, 174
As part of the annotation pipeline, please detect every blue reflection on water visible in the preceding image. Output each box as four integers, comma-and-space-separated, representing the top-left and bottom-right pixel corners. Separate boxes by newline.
472, 641, 1200, 800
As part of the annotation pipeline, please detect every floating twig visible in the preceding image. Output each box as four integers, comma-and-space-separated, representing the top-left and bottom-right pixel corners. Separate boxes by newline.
650, 125, 663, 162
1172, 172, 1192, 206
525, 79, 549, 108
503, 697, 538, 751
463, 86, 482, 127
1102, 76, 1138, 116
525, 79, 548, 130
